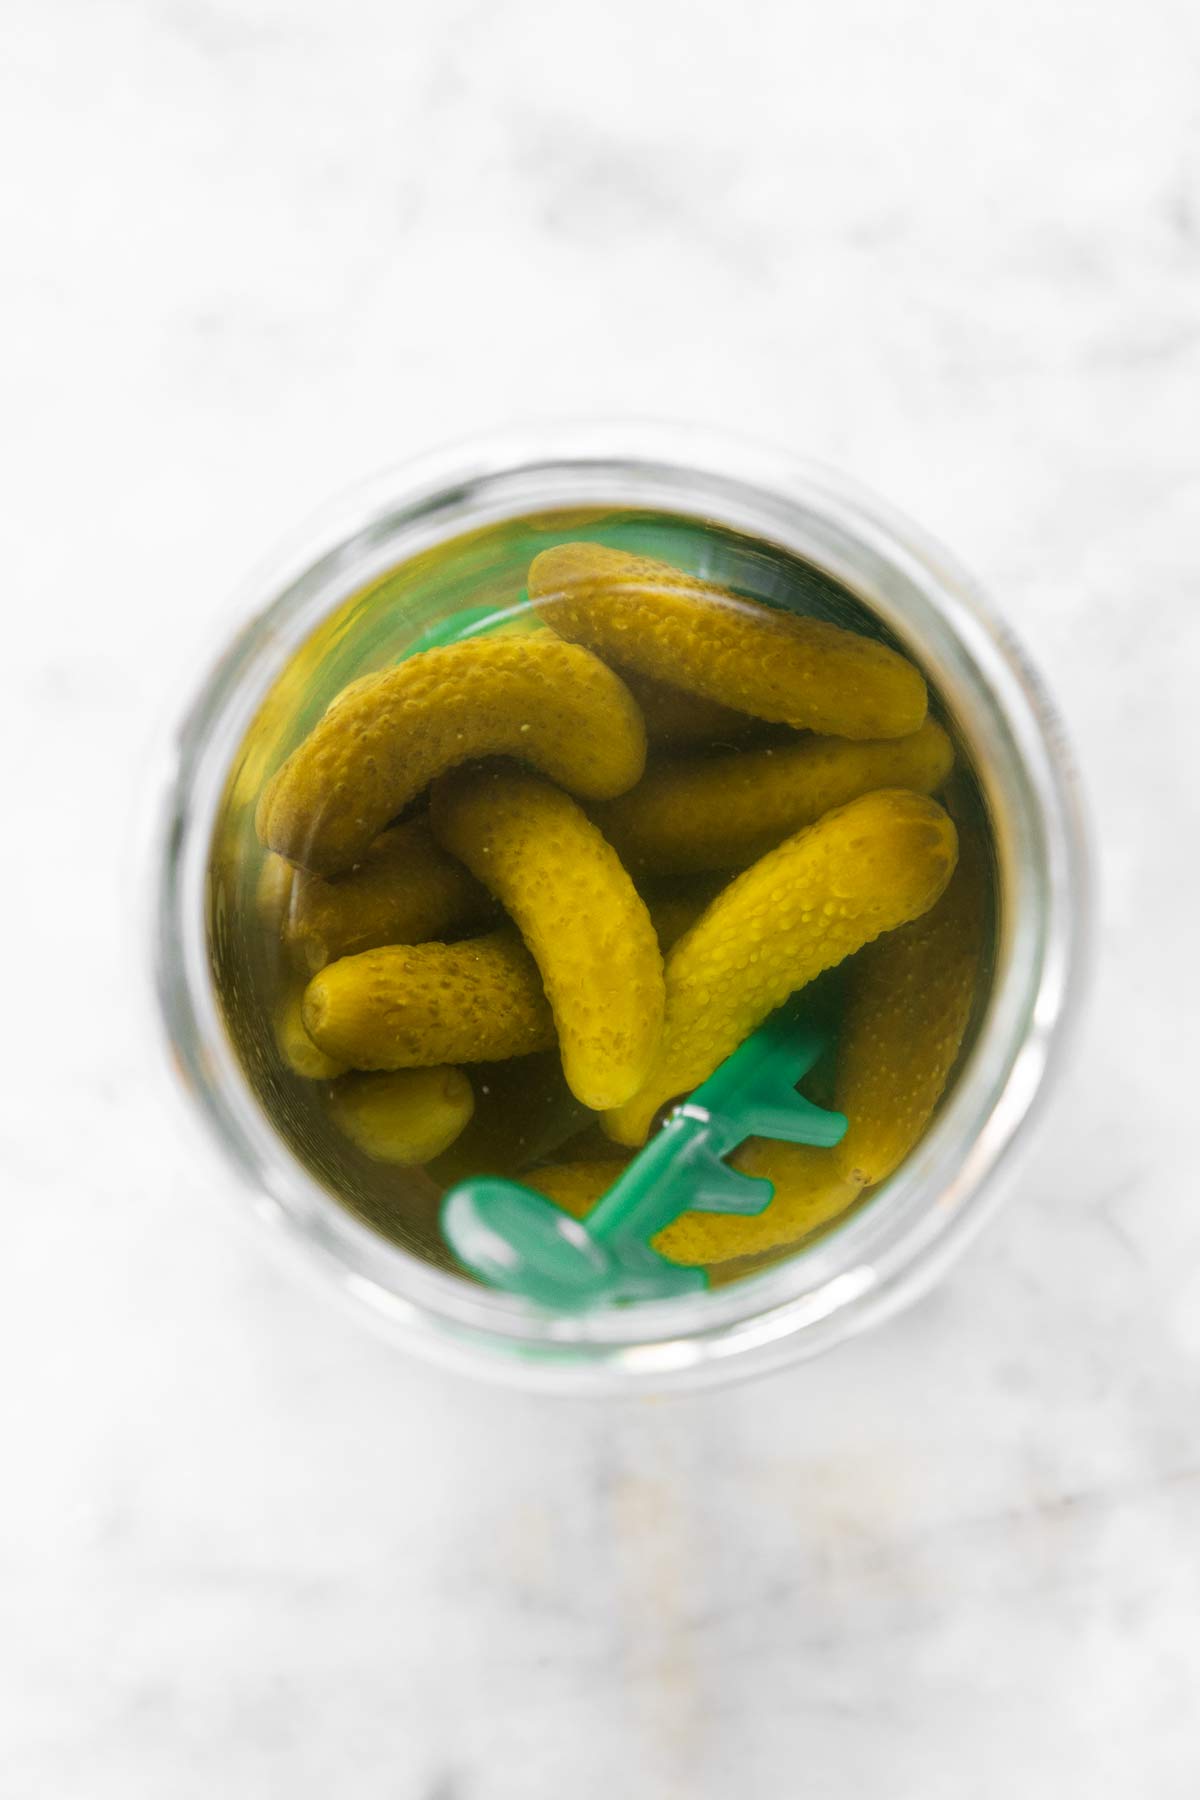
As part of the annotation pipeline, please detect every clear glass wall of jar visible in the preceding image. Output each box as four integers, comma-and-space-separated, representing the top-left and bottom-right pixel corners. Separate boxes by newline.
151, 426, 1089, 1391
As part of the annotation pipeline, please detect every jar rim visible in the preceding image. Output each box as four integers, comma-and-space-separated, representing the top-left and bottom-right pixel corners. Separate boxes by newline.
152, 423, 1090, 1392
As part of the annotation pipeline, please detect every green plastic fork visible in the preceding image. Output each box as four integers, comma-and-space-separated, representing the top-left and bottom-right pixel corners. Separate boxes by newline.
440, 995, 846, 1308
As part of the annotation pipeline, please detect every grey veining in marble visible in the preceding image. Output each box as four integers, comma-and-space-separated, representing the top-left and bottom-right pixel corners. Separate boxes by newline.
2, 0, 1199, 1794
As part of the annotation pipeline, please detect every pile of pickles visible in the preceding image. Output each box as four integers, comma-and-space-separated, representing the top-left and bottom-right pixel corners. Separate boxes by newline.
249, 542, 989, 1272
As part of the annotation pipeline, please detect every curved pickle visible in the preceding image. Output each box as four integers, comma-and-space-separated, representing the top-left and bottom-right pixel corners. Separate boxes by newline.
604, 790, 959, 1146
257, 633, 647, 874
431, 766, 664, 1109
660, 842, 988, 1262
529, 542, 927, 739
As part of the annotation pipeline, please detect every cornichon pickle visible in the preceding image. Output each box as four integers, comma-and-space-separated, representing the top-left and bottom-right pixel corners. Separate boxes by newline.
273, 988, 347, 1081
659, 842, 987, 1262
257, 633, 647, 874
529, 542, 927, 738
593, 720, 954, 876
285, 816, 491, 973
604, 790, 959, 1146
431, 766, 665, 1110
302, 929, 556, 1070
329, 1067, 475, 1164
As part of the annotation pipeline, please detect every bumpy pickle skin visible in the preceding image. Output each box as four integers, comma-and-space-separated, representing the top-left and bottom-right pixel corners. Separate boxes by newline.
604, 789, 959, 1146
256, 634, 647, 875
656, 842, 987, 1263
273, 989, 348, 1081
529, 543, 927, 739
329, 1067, 475, 1164
302, 929, 555, 1070
430, 767, 665, 1110
284, 816, 492, 974
594, 720, 955, 876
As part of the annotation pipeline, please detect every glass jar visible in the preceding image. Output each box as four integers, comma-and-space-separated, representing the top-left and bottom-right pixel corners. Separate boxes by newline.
152, 425, 1088, 1391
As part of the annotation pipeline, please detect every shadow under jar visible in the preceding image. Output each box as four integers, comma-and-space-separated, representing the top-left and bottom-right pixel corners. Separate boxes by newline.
154, 427, 1087, 1391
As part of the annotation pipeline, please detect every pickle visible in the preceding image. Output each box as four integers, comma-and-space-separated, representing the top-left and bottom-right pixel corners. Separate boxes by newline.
658, 844, 987, 1261
285, 817, 491, 974
529, 543, 927, 738
431, 766, 665, 1110
302, 929, 556, 1070
273, 989, 347, 1081
594, 721, 954, 876
604, 790, 959, 1146
329, 1067, 474, 1164
257, 633, 647, 874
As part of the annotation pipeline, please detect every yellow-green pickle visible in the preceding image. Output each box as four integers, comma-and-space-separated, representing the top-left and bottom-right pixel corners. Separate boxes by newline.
210, 514, 994, 1287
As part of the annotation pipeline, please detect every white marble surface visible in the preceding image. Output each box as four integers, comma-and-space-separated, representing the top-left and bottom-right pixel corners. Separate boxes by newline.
3, 0, 1200, 1793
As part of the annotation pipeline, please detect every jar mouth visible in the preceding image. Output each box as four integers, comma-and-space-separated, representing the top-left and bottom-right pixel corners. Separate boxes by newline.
153, 424, 1089, 1391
